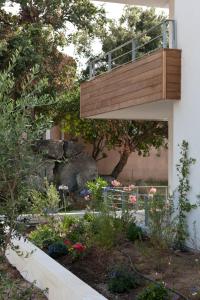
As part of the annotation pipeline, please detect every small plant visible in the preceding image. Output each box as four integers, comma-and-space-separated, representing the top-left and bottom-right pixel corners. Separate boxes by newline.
127, 223, 143, 242
86, 177, 108, 209
108, 266, 139, 293
59, 215, 79, 234
90, 213, 124, 249
137, 283, 170, 300
175, 140, 196, 250
47, 242, 68, 258
29, 224, 59, 248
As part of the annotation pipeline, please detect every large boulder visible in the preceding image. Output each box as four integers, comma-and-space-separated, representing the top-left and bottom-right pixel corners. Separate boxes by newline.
54, 152, 98, 192
36, 140, 64, 160
63, 141, 84, 159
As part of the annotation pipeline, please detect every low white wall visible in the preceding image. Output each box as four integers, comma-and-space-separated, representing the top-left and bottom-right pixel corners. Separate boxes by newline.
6, 238, 107, 300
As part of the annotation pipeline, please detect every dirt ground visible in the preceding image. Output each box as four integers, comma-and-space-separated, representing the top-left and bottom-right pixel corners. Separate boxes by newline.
0, 257, 47, 300
57, 240, 200, 300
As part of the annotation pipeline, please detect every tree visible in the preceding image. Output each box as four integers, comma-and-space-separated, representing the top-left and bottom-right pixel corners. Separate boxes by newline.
64, 7, 168, 179
0, 52, 54, 254
0, 0, 106, 121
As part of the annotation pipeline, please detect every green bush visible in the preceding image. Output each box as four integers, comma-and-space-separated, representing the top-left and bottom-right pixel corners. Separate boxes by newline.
59, 215, 79, 234
137, 283, 170, 300
108, 266, 139, 293
90, 214, 124, 249
86, 177, 108, 209
29, 224, 59, 248
83, 212, 96, 223
127, 223, 143, 242
47, 242, 68, 258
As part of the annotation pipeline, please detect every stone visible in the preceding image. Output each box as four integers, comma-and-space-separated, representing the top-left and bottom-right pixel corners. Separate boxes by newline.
36, 140, 64, 160
63, 141, 84, 159
54, 153, 98, 192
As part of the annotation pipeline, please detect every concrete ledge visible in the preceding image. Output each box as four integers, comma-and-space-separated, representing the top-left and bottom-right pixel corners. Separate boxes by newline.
6, 237, 107, 300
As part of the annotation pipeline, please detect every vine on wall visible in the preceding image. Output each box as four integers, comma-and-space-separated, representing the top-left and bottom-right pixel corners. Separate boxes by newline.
175, 140, 196, 250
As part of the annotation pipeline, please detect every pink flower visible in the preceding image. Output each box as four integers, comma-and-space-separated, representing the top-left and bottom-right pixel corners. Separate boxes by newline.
149, 187, 157, 194
129, 195, 137, 204
84, 195, 90, 201
72, 243, 86, 253
111, 180, 121, 187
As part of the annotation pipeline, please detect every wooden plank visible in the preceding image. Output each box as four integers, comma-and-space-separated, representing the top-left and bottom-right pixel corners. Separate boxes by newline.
80, 49, 181, 118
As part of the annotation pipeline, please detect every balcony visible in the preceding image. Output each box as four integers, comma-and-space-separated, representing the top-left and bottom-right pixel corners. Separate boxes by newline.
80, 20, 181, 119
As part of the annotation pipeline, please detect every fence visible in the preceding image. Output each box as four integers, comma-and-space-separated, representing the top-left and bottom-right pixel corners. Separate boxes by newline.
102, 186, 168, 227
88, 19, 177, 80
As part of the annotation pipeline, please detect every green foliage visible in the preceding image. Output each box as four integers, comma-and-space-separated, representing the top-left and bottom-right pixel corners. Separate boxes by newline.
90, 213, 124, 249
59, 215, 79, 233
47, 242, 68, 259
83, 212, 96, 223
86, 177, 108, 209
0, 271, 45, 300
137, 283, 170, 300
0, 53, 53, 254
148, 195, 176, 249
127, 223, 143, 242
175, 140, 196, 250
108, 266, 139, 293
0, 0, 106, 121
29, 224, 59, 248
30, 179, 60, 214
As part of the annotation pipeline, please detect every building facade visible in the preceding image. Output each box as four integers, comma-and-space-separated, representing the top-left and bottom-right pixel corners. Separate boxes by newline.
81, 0, 200, 247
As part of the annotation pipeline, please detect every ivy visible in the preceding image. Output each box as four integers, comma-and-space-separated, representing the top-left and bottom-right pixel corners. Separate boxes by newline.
175, 140, 196, 250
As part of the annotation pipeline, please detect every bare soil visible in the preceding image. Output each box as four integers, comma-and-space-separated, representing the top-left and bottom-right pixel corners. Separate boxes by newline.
57, 240, 200, 300
0, 257, 47, 300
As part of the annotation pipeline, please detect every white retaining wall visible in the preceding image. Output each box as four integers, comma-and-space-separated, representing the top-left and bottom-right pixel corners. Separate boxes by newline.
6, 237, 107, 300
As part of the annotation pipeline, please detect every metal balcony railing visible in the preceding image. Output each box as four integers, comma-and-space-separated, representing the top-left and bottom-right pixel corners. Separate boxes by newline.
88, 19, 177, 80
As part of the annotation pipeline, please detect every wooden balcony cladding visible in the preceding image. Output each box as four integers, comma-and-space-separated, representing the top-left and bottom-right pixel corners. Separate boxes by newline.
80, 49, 181, 118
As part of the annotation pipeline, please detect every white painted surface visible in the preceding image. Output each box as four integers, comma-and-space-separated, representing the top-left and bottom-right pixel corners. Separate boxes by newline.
90, 100, 173, 121
6, 238, 107, 300
171, 0, 200, 248
94, 0, 169, 8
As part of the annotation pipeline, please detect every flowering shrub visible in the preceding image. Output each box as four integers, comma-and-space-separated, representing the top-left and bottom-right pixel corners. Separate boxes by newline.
149, 187, 157, 195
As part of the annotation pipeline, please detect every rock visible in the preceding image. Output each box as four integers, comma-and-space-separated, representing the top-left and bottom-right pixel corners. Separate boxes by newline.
54, 153, 98, 192
63, 141, 84, 159
36, 140, 64, 159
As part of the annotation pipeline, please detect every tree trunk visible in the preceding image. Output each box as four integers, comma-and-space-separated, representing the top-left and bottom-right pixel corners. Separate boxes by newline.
111, 148, 130, 179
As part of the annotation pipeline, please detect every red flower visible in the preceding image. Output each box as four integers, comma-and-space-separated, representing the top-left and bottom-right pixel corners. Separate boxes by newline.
72, 243, 86, 253
64, 239, 72, 246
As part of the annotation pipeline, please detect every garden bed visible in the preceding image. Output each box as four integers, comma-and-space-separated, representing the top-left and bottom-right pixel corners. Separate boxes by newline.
55, 240, 200, 300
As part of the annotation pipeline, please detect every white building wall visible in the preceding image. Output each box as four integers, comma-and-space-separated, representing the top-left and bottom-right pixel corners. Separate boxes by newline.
172, 0, 200, 247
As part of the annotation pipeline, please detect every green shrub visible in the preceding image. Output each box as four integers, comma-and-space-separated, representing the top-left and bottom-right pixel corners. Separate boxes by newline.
137, 283, 170, 300
108, 266, 139, 293
83, 212, 96, 223
59, 215, 79, 234
127, 223, 143, 242
29, 224, 59, 248
86, 177, 108, 209
47, 242, 68, 258
90, 214, 124, 249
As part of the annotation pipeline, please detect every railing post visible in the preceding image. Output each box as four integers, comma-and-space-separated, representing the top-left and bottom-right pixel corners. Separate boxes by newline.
108, 52, 112, 71
144, 195, 149, 227
162, 21, 167, 48
89, 62, 93, 79
171, 20, 177, 48
132, 40, 136, 61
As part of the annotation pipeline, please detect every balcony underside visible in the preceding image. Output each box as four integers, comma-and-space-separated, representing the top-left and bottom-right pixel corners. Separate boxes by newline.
94, 0, 169, 8
80, 49, 181, 120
